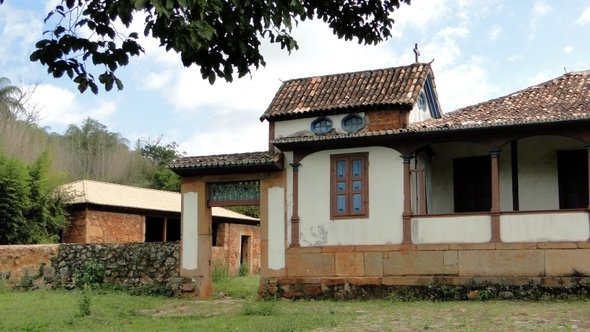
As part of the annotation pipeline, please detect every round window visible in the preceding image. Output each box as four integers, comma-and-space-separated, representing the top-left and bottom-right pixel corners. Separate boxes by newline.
341, 114, 365, 133
310, 117, 333, 135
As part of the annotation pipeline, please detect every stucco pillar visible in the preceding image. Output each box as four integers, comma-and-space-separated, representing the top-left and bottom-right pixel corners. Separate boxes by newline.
290, 162, 301, 247
402, 155, 413, 244
489, 149, 501, 242
180, 182, 213, 299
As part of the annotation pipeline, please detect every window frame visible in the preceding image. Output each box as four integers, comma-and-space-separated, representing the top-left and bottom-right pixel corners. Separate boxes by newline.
330, 153, 369, 219
310, 116, 333, 135
341, 114, 365, 133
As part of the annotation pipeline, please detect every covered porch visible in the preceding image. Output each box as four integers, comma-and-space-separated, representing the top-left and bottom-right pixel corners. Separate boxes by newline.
404, 132, 590, 244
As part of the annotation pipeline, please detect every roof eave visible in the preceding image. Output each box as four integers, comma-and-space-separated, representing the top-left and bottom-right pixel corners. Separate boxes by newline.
171, 157, 284, 176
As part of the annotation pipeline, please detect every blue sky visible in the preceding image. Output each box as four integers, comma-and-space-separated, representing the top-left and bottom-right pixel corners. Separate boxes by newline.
1, 0, 590, 156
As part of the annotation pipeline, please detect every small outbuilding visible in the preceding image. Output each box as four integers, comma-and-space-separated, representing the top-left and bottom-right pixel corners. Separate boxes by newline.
61, 180, 260, 274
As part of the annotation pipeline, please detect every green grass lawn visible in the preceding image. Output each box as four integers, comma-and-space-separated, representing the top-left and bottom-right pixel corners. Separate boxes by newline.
1, 277, 590, 331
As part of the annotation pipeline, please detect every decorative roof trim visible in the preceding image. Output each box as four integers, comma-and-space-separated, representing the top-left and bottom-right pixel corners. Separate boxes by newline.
170, 151, 283, 176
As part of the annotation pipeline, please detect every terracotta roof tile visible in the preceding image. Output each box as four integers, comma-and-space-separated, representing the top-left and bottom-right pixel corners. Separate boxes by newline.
170, 151, 282, 170
260, 63, 433, 121
410, 70, 590, 130
269, 70, 590, 145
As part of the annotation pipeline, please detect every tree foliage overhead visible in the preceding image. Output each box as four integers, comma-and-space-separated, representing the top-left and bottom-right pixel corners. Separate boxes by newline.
26, 0, 411, 94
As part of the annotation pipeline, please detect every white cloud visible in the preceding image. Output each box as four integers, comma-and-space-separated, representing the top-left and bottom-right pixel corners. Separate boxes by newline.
389, 0, 450, 37
177, 108, 268, 155
532, 1, 553, 16
0, 4, 43, 68
576, 6, 590, 25
434, 63, 499, 112
526, 70, 556, 86
29, 84, 117, 132
564, 46, 574, 54
529, 0, 553, 39
488, 25, 502, 42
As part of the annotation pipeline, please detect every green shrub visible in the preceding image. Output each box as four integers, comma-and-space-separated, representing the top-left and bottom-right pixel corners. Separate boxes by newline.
78, 290, 91, 317
212, 259, 229, 282
238, 263, 249, 277
74, 259, 105, 288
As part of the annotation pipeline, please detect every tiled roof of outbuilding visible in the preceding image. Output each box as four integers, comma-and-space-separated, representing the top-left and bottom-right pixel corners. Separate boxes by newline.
170, 151, 282, 171
260, 63, 433, 121
410, 70, 590, 130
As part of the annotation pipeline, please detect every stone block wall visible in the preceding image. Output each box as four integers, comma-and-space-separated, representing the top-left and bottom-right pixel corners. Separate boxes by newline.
0, 242, 193, 295
260, 242, 590, 299
62, 209, 144, 243
0, 245, 58, 287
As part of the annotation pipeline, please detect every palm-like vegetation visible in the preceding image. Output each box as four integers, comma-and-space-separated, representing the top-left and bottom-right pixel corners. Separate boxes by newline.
0, 77, 23, 118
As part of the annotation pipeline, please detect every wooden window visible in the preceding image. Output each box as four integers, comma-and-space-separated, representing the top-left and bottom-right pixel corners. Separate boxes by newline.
330, 153, 369, 218
558, 150, 588, 209
453, 156, 491, 213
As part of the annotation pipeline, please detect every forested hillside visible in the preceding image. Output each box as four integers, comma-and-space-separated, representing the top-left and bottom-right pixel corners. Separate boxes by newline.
0, 77, 181, 190
0, 77, 181, 244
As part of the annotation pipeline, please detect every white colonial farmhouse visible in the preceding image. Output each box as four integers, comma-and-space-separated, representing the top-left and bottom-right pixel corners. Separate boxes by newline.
171, 63, 590, 298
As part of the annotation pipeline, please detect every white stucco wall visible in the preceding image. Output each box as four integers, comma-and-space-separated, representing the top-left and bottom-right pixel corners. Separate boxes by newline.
501, 212, 590, 242
274, 113, 365, 138
408, 89, 434, 124
428, 142, 497, 214
268, 187, 285, 269
181, 192, 198, 270
517, 136, 584, 211
295, 146, 404, 246
412, 215, 491, 243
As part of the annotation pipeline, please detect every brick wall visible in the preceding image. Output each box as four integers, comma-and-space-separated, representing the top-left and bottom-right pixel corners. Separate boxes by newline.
366, 109, 408, 131
214, 222, 260, 275
260, 242, 590, 299
63, 209, 144, 243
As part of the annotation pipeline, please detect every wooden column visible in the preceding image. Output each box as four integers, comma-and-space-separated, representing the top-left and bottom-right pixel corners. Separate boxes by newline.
489, 149, 501, 242
402, 155, 413, 244
290, 162, 301, 247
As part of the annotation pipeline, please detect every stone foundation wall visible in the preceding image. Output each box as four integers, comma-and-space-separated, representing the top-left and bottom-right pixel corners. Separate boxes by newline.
0, 242, 192, 295
260, 242, 590, 299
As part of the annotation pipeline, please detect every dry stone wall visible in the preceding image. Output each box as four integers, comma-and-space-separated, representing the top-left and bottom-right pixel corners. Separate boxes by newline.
1, 242, 192, 295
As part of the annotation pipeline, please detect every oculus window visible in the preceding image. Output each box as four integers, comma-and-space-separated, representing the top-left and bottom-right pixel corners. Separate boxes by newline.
341, 114, 365, 132
311, 117, 332, 135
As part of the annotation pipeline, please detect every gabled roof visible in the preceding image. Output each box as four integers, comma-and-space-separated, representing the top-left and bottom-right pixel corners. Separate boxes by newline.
260, 63, 434, 121
170, 151, 283, 176
269, 69, 590, 149
410, 70, 590, 130
60, 180, 258, 222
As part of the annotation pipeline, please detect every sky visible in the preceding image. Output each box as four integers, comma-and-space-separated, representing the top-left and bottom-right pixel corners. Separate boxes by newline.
1, 0, 590, 156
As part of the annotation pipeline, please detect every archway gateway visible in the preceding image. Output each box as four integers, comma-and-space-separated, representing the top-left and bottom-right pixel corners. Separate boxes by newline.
170, 152, 284, 298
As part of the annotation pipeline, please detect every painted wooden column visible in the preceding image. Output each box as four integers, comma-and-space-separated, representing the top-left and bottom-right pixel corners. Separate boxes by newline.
290, 162, 301, 247
489, 149, 501, 242
402, 155, 413, 244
